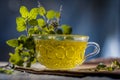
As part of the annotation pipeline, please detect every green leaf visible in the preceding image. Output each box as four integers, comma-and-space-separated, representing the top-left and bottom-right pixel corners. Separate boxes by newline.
14, 44, 23, 55
22, 51, 30, 57
28, 27, 35, 35
28, 27, 40, 35
0, 68, 13, 74
56, 29, 63, 34
38, 7, 46, 16
29, 8, 38, 20
61, 25, 72, 34
37, 18, 46, 27
31, 57, 36, 64
29, 19, 38, 26
107, 67, 115, 71
18, 35, 27, 43
46, 10, 56, 19
96, 63, 106, 70
9, 52, 24, 66
19, 6, 29, 18
55, 12, 60, 19
4, 69, 14, 74
34, 26, 40, 34
48, 31, 55, 34
6, 39, 19, 47
24, 37, 35, 49
112, 60, 120, 68
16, 17, 26, 32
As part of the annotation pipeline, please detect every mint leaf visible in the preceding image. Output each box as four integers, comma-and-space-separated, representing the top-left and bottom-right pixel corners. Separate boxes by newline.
20, 6, 29, 18
16, 17, 26, 32
6, 39, 19, 47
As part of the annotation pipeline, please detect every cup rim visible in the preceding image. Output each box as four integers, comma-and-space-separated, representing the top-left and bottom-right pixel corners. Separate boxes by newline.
32, 34, 89, 41
32, 34, 89, 38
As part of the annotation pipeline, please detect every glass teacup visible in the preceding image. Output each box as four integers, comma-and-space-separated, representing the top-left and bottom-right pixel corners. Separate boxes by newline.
33, 34, 100, 70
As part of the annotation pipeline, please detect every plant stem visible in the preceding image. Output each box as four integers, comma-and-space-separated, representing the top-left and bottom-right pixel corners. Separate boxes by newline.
57, 5, 63, 25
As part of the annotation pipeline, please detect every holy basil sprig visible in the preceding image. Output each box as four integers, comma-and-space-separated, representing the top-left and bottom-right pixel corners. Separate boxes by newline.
6, 5, 72, 67
95, 60, 120, 71
16, 5, 72, 35
0, 68, 13, 74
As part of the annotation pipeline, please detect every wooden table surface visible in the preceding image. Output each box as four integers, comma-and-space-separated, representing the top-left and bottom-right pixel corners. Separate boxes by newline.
0, 58, 120, 80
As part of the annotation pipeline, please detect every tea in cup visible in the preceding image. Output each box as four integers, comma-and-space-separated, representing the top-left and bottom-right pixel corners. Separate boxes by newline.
33, 34, 100, 70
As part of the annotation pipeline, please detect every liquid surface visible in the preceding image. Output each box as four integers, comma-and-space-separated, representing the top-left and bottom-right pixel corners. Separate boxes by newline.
35, 39, 87, 69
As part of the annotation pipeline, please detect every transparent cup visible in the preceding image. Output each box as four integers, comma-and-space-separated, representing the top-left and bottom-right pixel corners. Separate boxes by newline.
33, 34, 100, 70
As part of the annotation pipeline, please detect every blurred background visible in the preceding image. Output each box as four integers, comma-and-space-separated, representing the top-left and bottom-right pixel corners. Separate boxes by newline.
0, 0, 120, 61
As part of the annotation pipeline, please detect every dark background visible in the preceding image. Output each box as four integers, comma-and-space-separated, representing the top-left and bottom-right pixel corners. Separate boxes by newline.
0, 0, 120, 61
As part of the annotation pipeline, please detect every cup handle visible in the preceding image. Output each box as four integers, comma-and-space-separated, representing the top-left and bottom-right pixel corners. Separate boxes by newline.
85, 42, 100, 59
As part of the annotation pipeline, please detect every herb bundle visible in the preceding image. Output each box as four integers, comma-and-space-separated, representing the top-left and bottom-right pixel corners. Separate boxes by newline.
6, 4, 72, 67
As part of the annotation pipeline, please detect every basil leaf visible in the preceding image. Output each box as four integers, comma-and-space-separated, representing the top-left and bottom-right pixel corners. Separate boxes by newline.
16, 17, 26, 32
6, 39, 19, 47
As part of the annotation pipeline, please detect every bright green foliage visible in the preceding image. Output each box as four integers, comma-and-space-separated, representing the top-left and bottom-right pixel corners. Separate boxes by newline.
61, 25, 72, 34
37, 18, 46, 27
16, 17, 26, 32
95, 60, 120, 71
28, 27, 35, 35
29, 8, 38, 20
0, 68, 13, 74
112, 60, 120, 68
28, 27, 40, 35
20, 6, 29, 18
6, 39, 19, 47
46, 10, 56, 19
29, 19, 38, 26
38, 7, 46, 16
23, 37, 35, 49
56, 29, 63, 34
9, 52, 24, 66
7, 4, 72, 68
18, 35, 27, 44
55, 12, 60, 19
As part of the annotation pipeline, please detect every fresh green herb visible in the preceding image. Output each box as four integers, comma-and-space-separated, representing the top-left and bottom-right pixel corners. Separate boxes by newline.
61, 25, 72, 34
0, 68, 13, 74
95, 60, 120, 71
6, 3, 72, 67
95, 63, 106, 71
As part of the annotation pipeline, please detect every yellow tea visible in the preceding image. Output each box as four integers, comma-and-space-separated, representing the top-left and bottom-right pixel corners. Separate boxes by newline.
35, 39, 87, 69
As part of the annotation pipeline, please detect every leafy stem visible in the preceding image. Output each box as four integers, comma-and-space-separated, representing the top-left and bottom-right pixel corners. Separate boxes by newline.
6, 3, 72, 67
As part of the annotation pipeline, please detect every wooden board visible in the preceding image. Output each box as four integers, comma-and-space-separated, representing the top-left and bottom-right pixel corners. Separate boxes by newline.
14, 58, 120, 79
